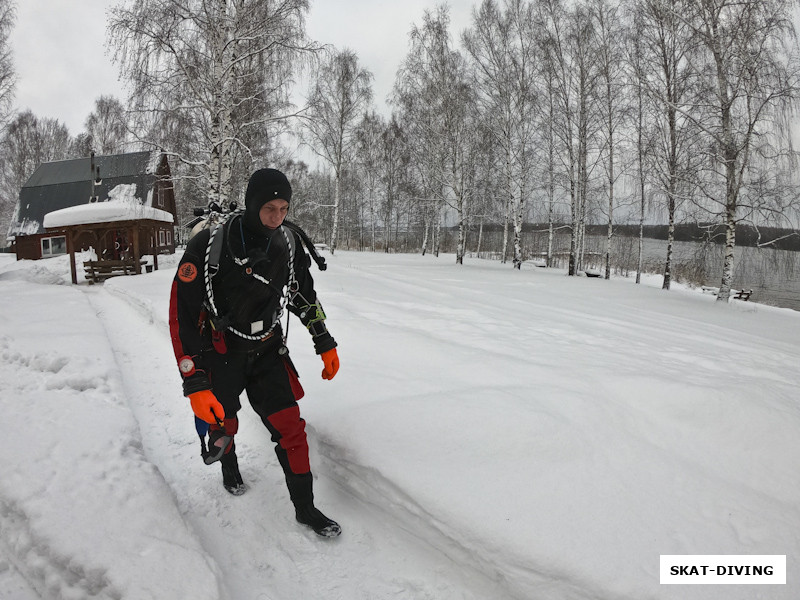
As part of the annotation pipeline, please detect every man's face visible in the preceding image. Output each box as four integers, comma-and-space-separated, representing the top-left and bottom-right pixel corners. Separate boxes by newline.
259, 199, 289, 229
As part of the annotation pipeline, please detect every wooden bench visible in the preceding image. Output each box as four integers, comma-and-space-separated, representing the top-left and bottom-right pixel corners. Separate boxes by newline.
83, 260, 152, 283
701, 286, 752, 301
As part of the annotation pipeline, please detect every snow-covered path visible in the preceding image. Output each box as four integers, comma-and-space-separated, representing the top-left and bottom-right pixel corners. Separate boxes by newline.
87, 283, 512, 600
0, 276, 220, 600
1, 250, 797, 599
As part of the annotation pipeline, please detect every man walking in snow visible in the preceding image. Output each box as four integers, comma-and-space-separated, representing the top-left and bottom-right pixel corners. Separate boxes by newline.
168, 168, 341, 537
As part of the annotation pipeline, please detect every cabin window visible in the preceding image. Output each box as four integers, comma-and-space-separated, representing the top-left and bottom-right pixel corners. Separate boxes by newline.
158, 230, 166, 246
41, 235, 67, 257
166, 230, 172, 245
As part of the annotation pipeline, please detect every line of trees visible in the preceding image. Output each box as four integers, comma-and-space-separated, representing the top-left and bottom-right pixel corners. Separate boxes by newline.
1, 0, 799, 303
298, 0, 800, 302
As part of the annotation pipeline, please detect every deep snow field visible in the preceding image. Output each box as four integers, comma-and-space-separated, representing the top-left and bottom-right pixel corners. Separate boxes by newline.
0, 249, 797, 600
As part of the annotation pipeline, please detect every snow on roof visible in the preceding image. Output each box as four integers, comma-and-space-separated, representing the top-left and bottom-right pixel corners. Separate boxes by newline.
145, 149, 161, 176
42, 183, 174, 228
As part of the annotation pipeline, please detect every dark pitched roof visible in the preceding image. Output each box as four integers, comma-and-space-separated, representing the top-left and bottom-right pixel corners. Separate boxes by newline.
8, 151, 162, 239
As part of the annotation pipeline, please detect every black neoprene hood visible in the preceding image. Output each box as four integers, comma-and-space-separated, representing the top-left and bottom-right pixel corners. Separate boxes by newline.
243, 168, 292, 234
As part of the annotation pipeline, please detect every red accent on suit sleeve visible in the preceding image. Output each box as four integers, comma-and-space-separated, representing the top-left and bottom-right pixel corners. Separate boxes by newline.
169, 279, 185, 362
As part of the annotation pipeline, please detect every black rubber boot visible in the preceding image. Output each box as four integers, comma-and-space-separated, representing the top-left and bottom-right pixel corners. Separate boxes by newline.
287, 472, 341, 538
221, 450, 246, 496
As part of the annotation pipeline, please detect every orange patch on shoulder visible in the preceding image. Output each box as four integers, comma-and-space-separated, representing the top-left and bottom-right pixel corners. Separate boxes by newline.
178, 262, 198, 283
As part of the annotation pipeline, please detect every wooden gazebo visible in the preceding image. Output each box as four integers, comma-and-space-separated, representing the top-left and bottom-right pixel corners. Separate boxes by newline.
52, 218, 170, 284
43, 195, 174, 284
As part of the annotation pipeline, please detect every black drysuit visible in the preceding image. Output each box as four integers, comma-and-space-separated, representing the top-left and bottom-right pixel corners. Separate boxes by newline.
169, 214, 336, 501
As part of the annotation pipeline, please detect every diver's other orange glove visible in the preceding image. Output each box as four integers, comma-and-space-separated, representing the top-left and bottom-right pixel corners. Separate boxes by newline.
321, 348, 339, 380
189, 389, 225, 424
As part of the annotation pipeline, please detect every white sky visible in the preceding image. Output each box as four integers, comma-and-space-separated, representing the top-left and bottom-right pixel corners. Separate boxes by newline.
10, 0, 475, 135
9, 0, 123, 134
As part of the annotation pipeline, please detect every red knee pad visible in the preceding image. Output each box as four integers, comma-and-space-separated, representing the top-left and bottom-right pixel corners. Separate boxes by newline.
267, 406, 310, 474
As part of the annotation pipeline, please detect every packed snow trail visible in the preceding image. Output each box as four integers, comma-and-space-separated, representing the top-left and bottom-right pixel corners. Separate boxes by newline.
0, 279, 222, 600
98, 251, 800, 600
88, 276, 547, 599
2, 250, 797, 600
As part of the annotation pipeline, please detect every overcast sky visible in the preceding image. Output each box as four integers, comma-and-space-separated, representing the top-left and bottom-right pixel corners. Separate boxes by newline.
10, 0, 475, 135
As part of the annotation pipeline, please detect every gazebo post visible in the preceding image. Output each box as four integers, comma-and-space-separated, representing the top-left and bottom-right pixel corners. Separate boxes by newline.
132, 224, 141, 274
67, 229, 77, 285
149, 224, 159, 271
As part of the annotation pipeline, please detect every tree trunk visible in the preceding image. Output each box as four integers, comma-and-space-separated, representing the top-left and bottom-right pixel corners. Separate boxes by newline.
384, 188, 392, 253
604, 83, 614, 279
718, 203, 736, 301
512, 177, 525, 270
637, 203, 644, 285
421, 212, 429, 256
715, 55, 737, 302
501, 196, 511, 264
577, 135, 588, 273
330, 170, 341, 255
456, 192, 466, 265
568, 174, 578, 276
605, 196, 613, 279
433, 202, 441, 257
547, 123, 555, 268
663, 199, 675, 290
636, 79, 645, 285
369, 183, 376, 252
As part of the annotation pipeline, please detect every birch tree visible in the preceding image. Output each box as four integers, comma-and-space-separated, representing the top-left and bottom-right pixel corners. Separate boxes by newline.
442, 60, 478, 265
681, 0, 800, 301
393, 10, 448, 257
108, 0, 316, 208
84, 95, 129, 155
392, 53, 443, 259
592, 0, 629, 280
0, 0, 14, 237
302, 48, 373, 254
394, 5, 477, 264
464, 0, 538, 269
629, 0, 698, 289
1, 111, 72, 237
0, 0, 13, 130
380, 115, 408, 252
354, 111, 385, 252
624, 8, 658, 284
537, 0, 602, 275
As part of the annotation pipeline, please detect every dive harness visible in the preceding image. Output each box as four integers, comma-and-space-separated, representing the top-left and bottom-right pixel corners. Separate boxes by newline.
203, 211, 296, 345
200, 211, 327, 348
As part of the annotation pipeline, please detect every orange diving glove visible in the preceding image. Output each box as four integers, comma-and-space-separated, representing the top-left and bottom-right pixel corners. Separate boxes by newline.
189, 390, 225, 424
321, 348, 339, 380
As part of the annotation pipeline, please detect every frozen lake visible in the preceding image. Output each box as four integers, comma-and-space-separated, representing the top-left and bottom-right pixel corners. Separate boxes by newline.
514, 232, 800, 311
638, 238, 800, 310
